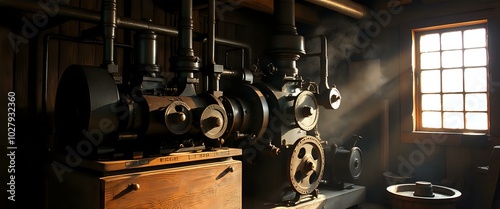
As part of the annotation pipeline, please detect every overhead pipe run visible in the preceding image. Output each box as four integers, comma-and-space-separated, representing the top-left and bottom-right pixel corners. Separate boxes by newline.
0, 0, 253, 67
305, 0, 368, 19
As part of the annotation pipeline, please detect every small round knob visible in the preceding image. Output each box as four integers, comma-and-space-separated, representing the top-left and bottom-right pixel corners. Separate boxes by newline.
129, 183, 140, 191
173, 112, 186, 123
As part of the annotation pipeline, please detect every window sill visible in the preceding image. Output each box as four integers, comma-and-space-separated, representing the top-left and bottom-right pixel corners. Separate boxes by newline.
401, 131, 494, 146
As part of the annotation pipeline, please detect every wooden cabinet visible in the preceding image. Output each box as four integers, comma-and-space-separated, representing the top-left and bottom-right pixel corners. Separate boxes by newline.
47, 149, 242, 209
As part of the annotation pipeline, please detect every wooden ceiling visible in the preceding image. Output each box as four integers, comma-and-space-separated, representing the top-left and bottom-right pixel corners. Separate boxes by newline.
230, 0, 322, 24
154, 0, 415, 25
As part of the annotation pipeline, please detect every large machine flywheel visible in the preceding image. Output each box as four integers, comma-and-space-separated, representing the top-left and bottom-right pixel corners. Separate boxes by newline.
288, 136, 325, 195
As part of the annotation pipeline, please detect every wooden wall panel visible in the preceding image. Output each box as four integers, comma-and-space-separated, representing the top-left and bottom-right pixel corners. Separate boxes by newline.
78, 0, 97, 65
58, 1, 80, 76
141, 0, 154, 21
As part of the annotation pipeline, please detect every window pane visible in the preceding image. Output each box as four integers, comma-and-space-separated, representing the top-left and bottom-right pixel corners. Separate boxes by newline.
465, 93, 487, 111
421, 52, 441, 69
442, 50, 463, 68
422, 112, 442, 128
421, 70, 441, 93
464, 28, 486, 48
420, 33, 440, 52
464, 67, 487, 92
442, 69, 463, 92
443, 112, 464, 129
466, 112, 488, 130
441, 31, 462, 50
415, 26, 489, 133
422, 94, 441, 111
443, 94, 463, 111
464, 48, 487, 67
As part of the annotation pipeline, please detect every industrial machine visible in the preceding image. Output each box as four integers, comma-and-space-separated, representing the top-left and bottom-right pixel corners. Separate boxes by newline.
44, 0, 360, 206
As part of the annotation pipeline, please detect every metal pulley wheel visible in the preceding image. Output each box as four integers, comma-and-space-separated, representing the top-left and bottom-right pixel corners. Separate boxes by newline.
350, 147, 363, 179
334, 146, 363, 181
55, 65, 120, 144
164, 101, 192, 135
294, 91, 319, 131
199, 104, 228, 139
288, 136, 325, 195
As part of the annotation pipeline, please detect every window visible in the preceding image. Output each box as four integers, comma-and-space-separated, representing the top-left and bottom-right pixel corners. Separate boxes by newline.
413, 21, 489, 133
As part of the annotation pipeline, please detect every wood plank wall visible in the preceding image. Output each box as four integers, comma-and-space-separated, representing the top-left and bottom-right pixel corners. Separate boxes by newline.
0, 0, 246, 208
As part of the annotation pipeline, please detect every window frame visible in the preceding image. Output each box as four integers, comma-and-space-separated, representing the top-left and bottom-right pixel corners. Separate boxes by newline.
413, 21, 490, 134
399, 11, 500, 146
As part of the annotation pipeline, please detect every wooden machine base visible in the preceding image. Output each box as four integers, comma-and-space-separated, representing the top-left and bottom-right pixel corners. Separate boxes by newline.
46, 148, 242, 209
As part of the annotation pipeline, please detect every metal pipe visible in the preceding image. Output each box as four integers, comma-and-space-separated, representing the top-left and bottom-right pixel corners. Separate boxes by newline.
274, 0, 297, 35
0, 0, 101, 21
267, 0, 304, 78
302, 35, 330, 92
101, 0, 117, 67
202, 0, 217, 93
208, 0, 216, 65
0, 0, 178, 36
0, 0, 252, 54
118, 18, 177, 37
304, 0, 368, 19
318, 35, 329, 92
302, 35, 329, 91
212, 37, 252, 69
178, 0, 194, 57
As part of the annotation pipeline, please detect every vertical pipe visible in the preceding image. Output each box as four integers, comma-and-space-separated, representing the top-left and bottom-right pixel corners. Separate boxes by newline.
208, 0, 216, 65
178, 0, 194, 57
274, 0, 297, 35
171, 0, 199, 96
202, 0, 217, 93
319, 35, 329, 92
267, 0, 304, 78
102, 0, 117, 68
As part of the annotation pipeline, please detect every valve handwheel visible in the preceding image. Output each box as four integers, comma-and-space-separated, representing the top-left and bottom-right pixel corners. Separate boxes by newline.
288, 136, 325, 195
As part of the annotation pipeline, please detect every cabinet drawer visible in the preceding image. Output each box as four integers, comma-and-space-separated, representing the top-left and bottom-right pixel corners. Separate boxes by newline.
103, 159, 242, 209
